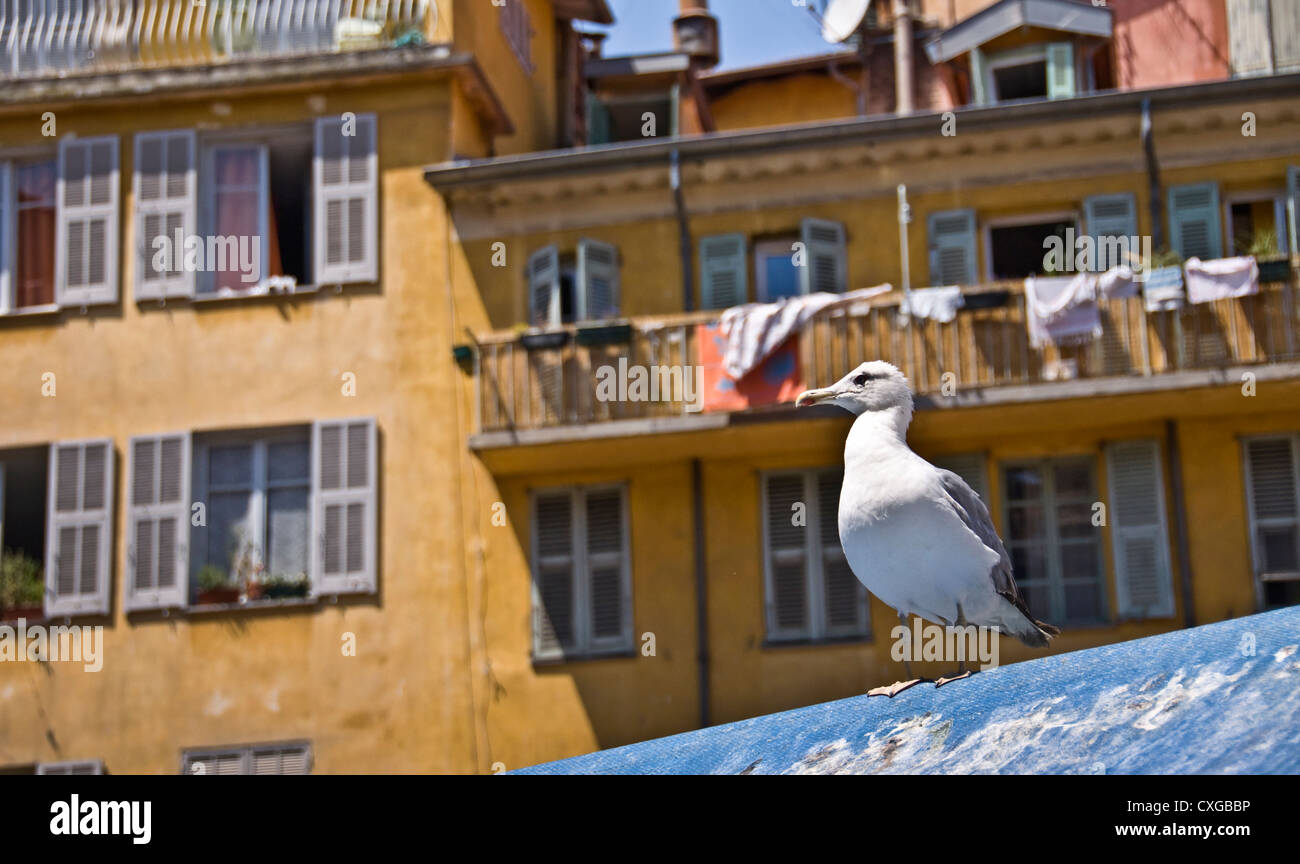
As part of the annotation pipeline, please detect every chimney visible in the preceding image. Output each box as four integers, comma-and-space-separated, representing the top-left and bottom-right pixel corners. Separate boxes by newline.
674, 0, 719, 69
893, 0, 915, 114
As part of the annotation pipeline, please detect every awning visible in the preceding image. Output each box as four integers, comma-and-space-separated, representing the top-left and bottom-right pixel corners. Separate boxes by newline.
925, 0, 1113, 64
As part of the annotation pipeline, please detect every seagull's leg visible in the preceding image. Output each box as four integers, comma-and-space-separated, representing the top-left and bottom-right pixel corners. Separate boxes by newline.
935, 606, 975, 687
869, 611, 924, 698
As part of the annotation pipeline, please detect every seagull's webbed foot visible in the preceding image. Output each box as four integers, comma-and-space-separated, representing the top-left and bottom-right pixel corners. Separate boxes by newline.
933, 671, 973, 688
867, 678, 926, 698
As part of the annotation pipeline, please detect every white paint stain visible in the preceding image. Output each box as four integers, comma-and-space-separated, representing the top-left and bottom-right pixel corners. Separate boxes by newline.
205, 690, 233, 717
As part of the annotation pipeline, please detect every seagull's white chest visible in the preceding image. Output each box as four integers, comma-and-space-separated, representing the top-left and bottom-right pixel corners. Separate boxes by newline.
837, 422, 1000, 625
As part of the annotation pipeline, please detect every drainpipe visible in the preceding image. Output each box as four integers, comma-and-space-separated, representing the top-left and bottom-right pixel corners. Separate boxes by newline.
1141, 98, 1164, 251
1166, 420, 1196, 629
693, 458, 710, 728
893, 0, 915, 114
671, 148, 695, 311
828, 59, 866, 117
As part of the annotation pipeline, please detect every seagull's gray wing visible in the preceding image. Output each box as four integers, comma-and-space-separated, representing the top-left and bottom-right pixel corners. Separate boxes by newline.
936, 469, 1026, 609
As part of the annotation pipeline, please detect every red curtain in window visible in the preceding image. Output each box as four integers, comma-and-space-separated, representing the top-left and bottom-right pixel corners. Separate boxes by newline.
16, 161, 56, 308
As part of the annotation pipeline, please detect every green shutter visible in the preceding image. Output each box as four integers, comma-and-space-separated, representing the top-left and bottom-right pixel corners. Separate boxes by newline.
799, 218, 847, 294
970, 47, 988, 106
1046, 42, 1075, 99
1085, 194, 1139, 270
699, 233, 748, 309
586, 92, 610, 145
1168, 182, 1223, 260
927, 209, 977, 286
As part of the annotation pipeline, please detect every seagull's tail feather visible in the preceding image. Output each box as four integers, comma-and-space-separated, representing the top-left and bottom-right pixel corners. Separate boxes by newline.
1011, 615, 1059, 648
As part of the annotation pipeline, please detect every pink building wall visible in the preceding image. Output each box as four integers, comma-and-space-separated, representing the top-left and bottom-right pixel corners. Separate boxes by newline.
1111, 0, 1231, 89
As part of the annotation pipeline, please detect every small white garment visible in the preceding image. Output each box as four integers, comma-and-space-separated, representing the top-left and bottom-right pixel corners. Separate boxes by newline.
899, 286, 966, 324
1097, 266, 1138, 300
1024, 272, 1101, 348
719, 284, 892, 381
1184, 256, 1259, 304
1143, 266, 1185, 312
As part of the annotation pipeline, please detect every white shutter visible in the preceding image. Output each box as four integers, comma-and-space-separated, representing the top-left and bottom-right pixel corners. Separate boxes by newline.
0, 161, 11, 314
313, 114, 378, 285
1274, 0, 1300, 71
583, 488, 631, 653
1168, 182, 1223, 261
45, 439, 114, 617
1227, 0, 1273, 76
532, 490, 576, 659
937, 452, 989, 506
576, 238, 619, 321
252, 745, 311, 775
1046, 42, 1075, 99
1085, 193, 1138, 269
764, 473, 810, 639
36, 760, 104, 775
57, 136, 119, 306
699, 233, 747, 309
1287, 166, 1298, 259
800, 218, 846, 294
133, 130, 196, 300
311, 418, 377, 595
183, 751, 245, 775
126, 433, 191, 610
1107, 440, 1175, 619
927, 209, 977, 286
527, 245, 561, 327
1244, 437, 1300, 578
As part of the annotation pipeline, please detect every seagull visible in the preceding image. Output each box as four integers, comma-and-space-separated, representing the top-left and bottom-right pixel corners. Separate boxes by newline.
796, 360, 1059, 694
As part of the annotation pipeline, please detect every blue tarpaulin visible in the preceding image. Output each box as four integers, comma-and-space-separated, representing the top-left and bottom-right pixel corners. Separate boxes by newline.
517, 606, 1300, 774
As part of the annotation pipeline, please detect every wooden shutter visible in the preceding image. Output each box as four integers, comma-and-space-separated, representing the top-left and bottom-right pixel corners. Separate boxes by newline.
133, 130, 196, 300
0, 161, 10, 314
584, 488, 630, 652
251, 745, 311, 775
532, 490, 575, 659
1227, 0, 1273, 75
311, 418, 377, 595
1107, 440, 1175, 619
799, 218, 846, 295
576, 238, 619, 321
313, 114, 378, 285
184, 750, 245, 775
970, 46, 988, 105
57, 136, 119, 306
1287, 166, 1298, 258
818, 469, 866, 637
126, 433, 191, 610
927, 209, 977, 286
1046, 42, 1075, 99
36, 760, 104, 775
937, 452, 989, 506
764, 473, 809, 639
1085, 193, 1138, 267
45, 439, 114, 616
699, 233, 747, 309
1244, 437, 1300, 578
527, 245, 561, 327
1168, 182, 1223, 261
1274, 0, 1300, 71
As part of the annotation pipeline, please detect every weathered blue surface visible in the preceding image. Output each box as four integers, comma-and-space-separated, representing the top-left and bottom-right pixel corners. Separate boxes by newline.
517, 607, 1300, 774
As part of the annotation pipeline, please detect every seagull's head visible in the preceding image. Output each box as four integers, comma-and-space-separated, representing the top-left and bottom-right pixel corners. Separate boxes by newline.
795, 361, 912, 416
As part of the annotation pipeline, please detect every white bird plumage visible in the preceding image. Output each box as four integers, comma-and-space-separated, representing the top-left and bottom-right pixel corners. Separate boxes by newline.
796, 360, 1059, 649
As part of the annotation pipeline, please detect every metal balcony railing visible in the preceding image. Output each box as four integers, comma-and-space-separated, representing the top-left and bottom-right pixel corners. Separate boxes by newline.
0, 0, 434, 80
470, 267, 1300, 437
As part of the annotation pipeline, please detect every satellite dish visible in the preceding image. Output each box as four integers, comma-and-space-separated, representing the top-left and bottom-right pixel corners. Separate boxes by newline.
821, 0, 872, 43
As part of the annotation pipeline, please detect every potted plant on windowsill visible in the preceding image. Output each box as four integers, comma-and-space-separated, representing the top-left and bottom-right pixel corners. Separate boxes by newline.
1241, 229, 1291, 283
262, 572, 310, 600
196, 565, 240, 606
0, 550, 45, 621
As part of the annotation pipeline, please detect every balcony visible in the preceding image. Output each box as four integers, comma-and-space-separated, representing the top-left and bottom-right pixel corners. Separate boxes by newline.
469, 268, 1300, 444
0, 0, 434, 80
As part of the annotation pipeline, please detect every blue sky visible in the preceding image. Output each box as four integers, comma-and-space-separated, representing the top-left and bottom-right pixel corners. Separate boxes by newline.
589, 0, 846, 71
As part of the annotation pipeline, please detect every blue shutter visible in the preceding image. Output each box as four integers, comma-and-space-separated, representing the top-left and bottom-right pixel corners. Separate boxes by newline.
699, 233, 747, 309
970, 47, 988, 106
927, 209, 977, 286
1085, 194, 1138, 270
1046, 43, 1075, 99
1168, 182, 1223, 260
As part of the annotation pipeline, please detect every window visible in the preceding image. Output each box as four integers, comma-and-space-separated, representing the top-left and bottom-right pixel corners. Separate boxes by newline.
752, 218, 847, 302
36, 760, 104, 775
0, 136, 120, 314
0, 446, 47, 621
987, 215, 1076, 280
1226, 192, 1289, 257
183, 742, 311, 775
992, 59, 1048, 101
973, 43, 1075, 105
762, 469, 869, 643
1002, 457, 1105, 625
531, 486, 632, 660
1243, 436, 1300, 609
527, 239, 619, 327
499, 0, 533, 73
125, 418, 378, 611
755, 238, 800, 302
1227, 0, 1300, 76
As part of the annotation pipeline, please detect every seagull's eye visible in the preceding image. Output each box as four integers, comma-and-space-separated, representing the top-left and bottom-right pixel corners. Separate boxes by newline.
854, 373, 870, 386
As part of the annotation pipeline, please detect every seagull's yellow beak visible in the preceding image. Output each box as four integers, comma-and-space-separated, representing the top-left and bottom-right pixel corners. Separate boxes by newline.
795, 387, 836, 408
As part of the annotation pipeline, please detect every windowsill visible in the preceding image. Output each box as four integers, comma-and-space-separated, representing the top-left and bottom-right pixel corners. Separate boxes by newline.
531, 648, 636, 667
183, 596, 320, 615
0, 303, 61, 318
762, 634, 873, 650
189, 282, 319, 304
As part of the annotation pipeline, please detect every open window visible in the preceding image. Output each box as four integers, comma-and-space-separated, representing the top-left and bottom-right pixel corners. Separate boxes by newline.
0, 447, 48, 621
1225, 191, 1289, 257
986, 214, 1076, 280
527, 239, 620, 327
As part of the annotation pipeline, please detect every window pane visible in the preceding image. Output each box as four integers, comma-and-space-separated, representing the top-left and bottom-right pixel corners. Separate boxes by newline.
208, 491, 250, 570
209, 444, 253, 487
1008, 504, 1045, 541
1065, 581, 1102, 621
1010, 544, 1048, 582
1056, 502, 1095, 538
266, 487, 309, 577
762, 255, 799, 301
267, 440, 310, 484
1019, 583, 1050, 621
1004, 465, 1043, 501
992, 60, 1047, 101
1260, 526, 1299, 573
211, 147, 261, 292
16, 160, 56, 308
1053, 461, 1094, 499
1061, 541, 1100, 582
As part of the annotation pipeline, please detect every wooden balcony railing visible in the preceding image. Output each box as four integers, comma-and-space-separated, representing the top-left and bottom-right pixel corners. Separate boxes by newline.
471, 270, 1300, 438
0, 0, 433, 80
